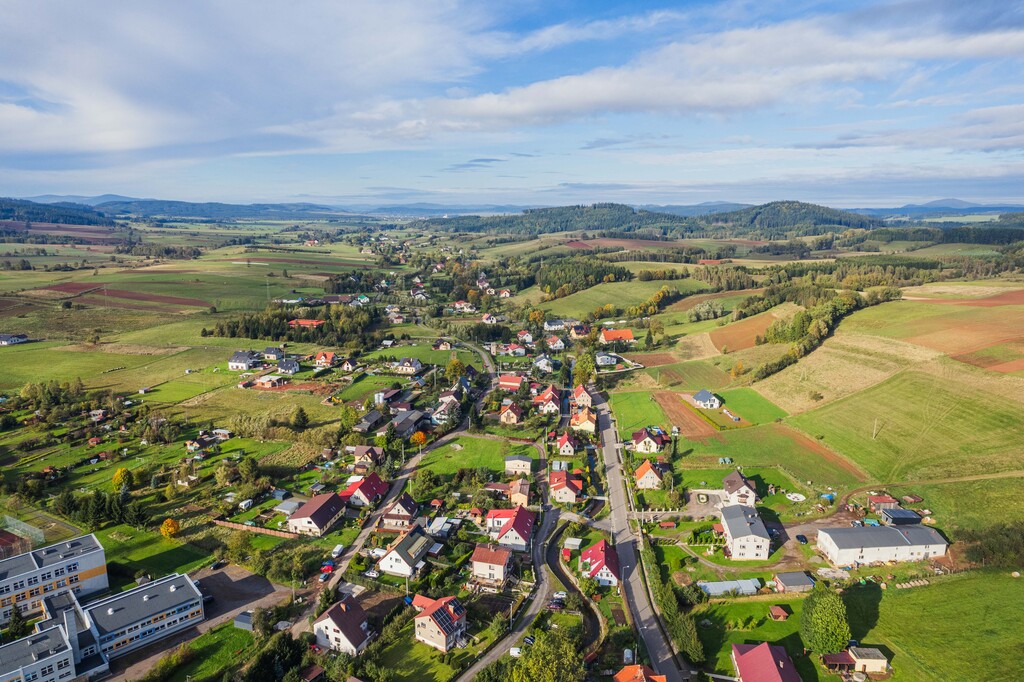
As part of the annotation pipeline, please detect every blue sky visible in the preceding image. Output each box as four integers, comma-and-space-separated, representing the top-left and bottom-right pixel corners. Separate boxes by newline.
1, 0, 1023, 206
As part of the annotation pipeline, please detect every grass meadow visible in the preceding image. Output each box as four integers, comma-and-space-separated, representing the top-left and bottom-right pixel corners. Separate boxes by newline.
608, 391, 671, 435
420, 436, 537, 476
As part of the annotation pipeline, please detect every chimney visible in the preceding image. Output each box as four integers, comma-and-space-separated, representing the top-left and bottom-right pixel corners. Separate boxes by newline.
107, 608, 114, 615
143, 595, 150, 602
170, 585, 177, 592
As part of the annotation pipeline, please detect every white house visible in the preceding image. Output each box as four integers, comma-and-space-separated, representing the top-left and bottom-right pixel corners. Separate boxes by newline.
817, 526, 948, 566
470, 544, 513, 590
634, 460, 663, 490
579, 540, 620, 587
228, 350, 262, 371
484, 506, 535, 552
312, 595, 373, 656
287, 493, 347, 536
722, 471, 758, 507
720, 505, 771, 561
693, 389, 722, 409
379, 527, 433, 577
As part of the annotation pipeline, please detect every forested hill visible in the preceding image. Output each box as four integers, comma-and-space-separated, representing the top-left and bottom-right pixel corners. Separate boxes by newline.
95, 200, 355, 220
700, 201, 879, 236
0, 198, 115, 226
407, 200, 879, 239
407, 203, 692, 236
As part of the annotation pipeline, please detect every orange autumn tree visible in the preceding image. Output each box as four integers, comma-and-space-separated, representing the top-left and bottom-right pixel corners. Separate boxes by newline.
160, 518, 180, 540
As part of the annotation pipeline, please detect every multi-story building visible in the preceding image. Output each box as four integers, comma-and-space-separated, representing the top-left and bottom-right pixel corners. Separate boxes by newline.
720, 505, 771, 561
0, 534, 108, 626
0, 626, 75, 682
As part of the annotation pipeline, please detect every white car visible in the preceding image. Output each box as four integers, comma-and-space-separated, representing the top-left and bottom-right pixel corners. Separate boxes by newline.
509, 647, 523, 658
552, 591, 567, 600
364, 570, 380, 578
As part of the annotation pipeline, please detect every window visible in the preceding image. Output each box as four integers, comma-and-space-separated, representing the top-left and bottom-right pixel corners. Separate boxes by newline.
12, 580, 24, 590
27, 576, 38, 586
69, 575, 79, 585
40, 572, 52, 581
54, 568, 65, 577
57, 660, 70, 671
0, 585, 9, 594
66, 563, 79, 572
40, 665, 53, 675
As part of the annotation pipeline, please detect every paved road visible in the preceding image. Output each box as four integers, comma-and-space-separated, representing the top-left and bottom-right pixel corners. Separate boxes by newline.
457, 504, 558, 680
594, 389, 689, 682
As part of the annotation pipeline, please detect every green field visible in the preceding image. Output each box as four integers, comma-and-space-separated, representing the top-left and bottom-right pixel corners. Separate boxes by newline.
608, 391, 670, 435
717, 388, 788, 424
789, 368, 1024, 481
696, 572, 1024, 681
362, 344, 477, 368
678, 423, 864, 490
645, 360, 732, 391
539, 279, 710, 319
420, 436, 537, 476
95, 524, 211, 581
887, 477, 1024, 536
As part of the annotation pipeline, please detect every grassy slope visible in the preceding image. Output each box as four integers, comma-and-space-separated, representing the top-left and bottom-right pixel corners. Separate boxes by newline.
540, 279, 710, 319
608, 391, 670, 436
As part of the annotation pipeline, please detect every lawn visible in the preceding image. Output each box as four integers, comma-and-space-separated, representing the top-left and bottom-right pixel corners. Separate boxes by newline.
645, 360, 732, 391
167, 622, 254, 682
95, 524, 211, 584
788, 367, 1024, 481
376, 618, 494, 682
362, 344, 477, 368
608, 391, 670, 436
717, 388, 788, 424
420, 436, 537, 476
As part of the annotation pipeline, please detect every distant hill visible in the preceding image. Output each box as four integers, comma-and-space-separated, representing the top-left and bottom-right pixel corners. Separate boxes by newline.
0, 197, 115, 226
637, 202, 753, 217
406, 203, 695, 236
24, 193, 143, 206
703, 201, 879, 236
362, 203, 542, 217
96, 200, 360, 220
407, 200, 882, 239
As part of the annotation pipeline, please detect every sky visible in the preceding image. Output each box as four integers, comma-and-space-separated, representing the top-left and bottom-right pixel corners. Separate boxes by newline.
2, 0, 1024, 207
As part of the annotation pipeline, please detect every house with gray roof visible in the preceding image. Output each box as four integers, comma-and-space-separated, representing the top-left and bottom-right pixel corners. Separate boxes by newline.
379, 527, 432, 577
817, 525, 948, 566
0, 334, 28, 346
773, 571, 815, 593
693, 389, 721, 409
228, 350, 262, 371
278, 359, 301, 375
720, 505, 771, 560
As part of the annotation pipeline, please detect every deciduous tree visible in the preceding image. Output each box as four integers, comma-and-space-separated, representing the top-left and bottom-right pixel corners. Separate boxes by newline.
160, 517, 181, 540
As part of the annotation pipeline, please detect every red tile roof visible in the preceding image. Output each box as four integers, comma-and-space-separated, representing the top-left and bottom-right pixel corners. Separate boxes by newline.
341, 472, 388, 502
556, 431, 578, 450
731, 642, 802, 682
471, 543, 512, 567
600, 328, 634, 342
634, 460, 662, 483
613, 665, 666, 682
549, 470, 583, 495
485, 506, 535, 543
580, 539, 619, 580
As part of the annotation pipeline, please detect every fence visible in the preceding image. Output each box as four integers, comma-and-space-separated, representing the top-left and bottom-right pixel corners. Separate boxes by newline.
2, 513, 50, 546
211, 518, 299, 539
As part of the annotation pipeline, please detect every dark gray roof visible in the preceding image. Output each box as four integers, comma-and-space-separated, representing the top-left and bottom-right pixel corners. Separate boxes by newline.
721, 505, 769, 541
850, 647, 887, 661
881, 508, 921, 521
774, 571, 815, 588
693, 389, 716, 402
819, 526, 946, 550
84, 573, 202, 636
279, 359, 300, 373
0, 627, 69, 674
0, 534, 103, 581
230, 350, 260, 363
388, 527, 432, 567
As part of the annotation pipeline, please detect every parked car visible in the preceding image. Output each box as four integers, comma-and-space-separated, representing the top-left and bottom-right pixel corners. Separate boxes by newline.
552, 591, 567, 600
524, 636, 535, 646
364, 570, 380, 578
796, 534, 808, 545
547, 602, 564, 611
332, 544, 345, 558
320, 565, 334, 573
509, 647, 523, 658
318, 573, 330, 583
211, 560, 227, 570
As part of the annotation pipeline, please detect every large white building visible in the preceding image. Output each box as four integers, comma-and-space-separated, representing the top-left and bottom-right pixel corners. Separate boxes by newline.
720, 505, 771, 561
817, 526, 948, 566
0, 538, 204, 682
0, 534, 108, 626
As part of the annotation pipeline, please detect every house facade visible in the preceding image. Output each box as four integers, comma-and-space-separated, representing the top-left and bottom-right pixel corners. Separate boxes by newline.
470, 544, 512, 590
484, 506, 535, 552
693, 389, 722, 409
579, 540, 620, 587
413, 596, 467, 653
722, 471, 758, 507
634, 460, 663, 490
287, 493, 347, 536
504, 454, 532, 476
312, 595, 373, 656
720, 505, 771, 561
379, 527, 432, 577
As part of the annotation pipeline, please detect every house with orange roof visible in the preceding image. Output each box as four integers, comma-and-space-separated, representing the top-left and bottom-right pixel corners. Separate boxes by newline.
570, 407, 597, 434
483, 506, 535, 552
550, 470, 584, 504
598, 328, 635, 345
613, 664, 666, 682
635, 460, 663, 490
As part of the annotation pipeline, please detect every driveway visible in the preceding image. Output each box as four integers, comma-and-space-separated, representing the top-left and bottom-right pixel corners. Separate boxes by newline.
107, 565, 292, 681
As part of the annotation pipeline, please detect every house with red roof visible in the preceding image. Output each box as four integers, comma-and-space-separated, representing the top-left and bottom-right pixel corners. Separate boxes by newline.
613, 665, 666, 682
498, 374, 524, 392
572, 384, 593, 408
632, 427, 669, 454
550, 469, 584, 504
470, 543, 513, 590
556, 431, 579, 458
289, 318, 325, 328
599, 328, 635, 345
533, 385, 562, 415
499, 403, 524, 425
483, 506, 535, 552
731, 642, 802, 682
635, 460, 663, 490
580, 539, 620, 586
312, 594, 373, 656
340, 472, 389, 508
314, 351, 336, 368
412, 595, 467, 653
287, 493, 347, 536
